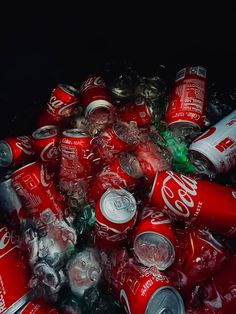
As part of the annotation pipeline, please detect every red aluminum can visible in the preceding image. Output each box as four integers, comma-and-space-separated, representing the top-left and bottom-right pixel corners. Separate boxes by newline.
165, 66, 207, 130
59, 129, 93, 192
80, 75, 114, 117
11, 161, 65, 226
88, 153, 143, 203
104, 250, 185, 314
0, 136, 35, 168
17, 300, 58, 314
37, 84, 79, 127
167, 227, 228, 298
134, 136, 171, 182
92, 121, 139, 162
132, 205, 176, 270
118, 97, 153, 127
189, 108, 236, 176
0, 223, 32, 314
94, 188, 137, 248
32, 125, 60, 166
149, 170, 236, 237
192, 255, 236, 313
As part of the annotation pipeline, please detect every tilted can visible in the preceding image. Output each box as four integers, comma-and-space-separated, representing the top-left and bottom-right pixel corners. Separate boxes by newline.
11, 161, 65, 226
0, 223, 32, 314
92, 121, 139, 162
80, 75, 114, 117
0, 136, 35, 168
104, 249, 185, 314
88, 153, 143, 203
149, 170, 236, 238
118, 97, 153, 128
132, 205, 176, 270
94, 189, 137, 248
37, 84, 79, 127
166, 227, 229, 298
189, 108, 236, 177
165, 66, 207, 131
59, 129, 93, 192
191, 255, 236, 313
32, 125, 60, 167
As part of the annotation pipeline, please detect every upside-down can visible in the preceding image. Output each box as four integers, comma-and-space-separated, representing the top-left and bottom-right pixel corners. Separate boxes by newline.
0, 223, 32, 314
94, 189, 137, 248
32, 125, 60, 167
37, 84, 79, 127
149, 170, 236, 237
165, 66, 207, 130
132, 205, 176, 270
104, 249, 185, 314
189, 108, 236, 176
11, 161, 65, 226
80, 75, 114, 117
0, 136, 35, 168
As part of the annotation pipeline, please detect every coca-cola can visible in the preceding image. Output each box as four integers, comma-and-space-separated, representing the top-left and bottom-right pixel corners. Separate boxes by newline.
37, 84, 79, 127
94, 189, 137, 247
167, 227, 228, 297
59, 129, 93, 192
11, 161, 65, 226
88, 153, 143, 203
149, 170, 236, 238
0, 136, 35, 168
32, 125, 60, 167
105, 250, 185, 314
80, 75, 114, 117
0, 172, 26, 230
16, 300, 59, 314
192, 255, 236, 313
118, 97, 153, 127
0, 223, 32, 314
189, 108, 236, 176
132, 205, 176, 270
165, 66, 207, 130
92, 121, 139, 162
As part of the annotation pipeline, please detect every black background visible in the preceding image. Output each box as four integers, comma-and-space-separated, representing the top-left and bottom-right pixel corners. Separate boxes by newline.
0, 3, 236, 138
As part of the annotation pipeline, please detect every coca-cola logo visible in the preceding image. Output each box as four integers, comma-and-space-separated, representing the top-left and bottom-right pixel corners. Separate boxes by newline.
16, 136, 33, 155
80, 76, 105, 93
0, 226, 17, 258
40, 143, 58, 162
141, 207, 171, 225
94, 219, 129, 241
47, 96, 77, 117
161, 171, 198, 218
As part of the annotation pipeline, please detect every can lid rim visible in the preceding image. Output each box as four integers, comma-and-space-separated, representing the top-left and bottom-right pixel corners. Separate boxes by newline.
133, 231, 175, 270
11, 161, 39, 176
100, 188, 137, 224
32, 125, 59, 139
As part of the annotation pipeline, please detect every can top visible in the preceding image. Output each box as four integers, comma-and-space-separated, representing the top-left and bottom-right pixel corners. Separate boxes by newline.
32, 125, 59, 139
58, 84, 79, 97
119, 153, 143, 179
146, 287, 185, 314
0, 140, 13, 167
62, 129, 90, 138
134, 231, 175, 270
100, 189, 136, 224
